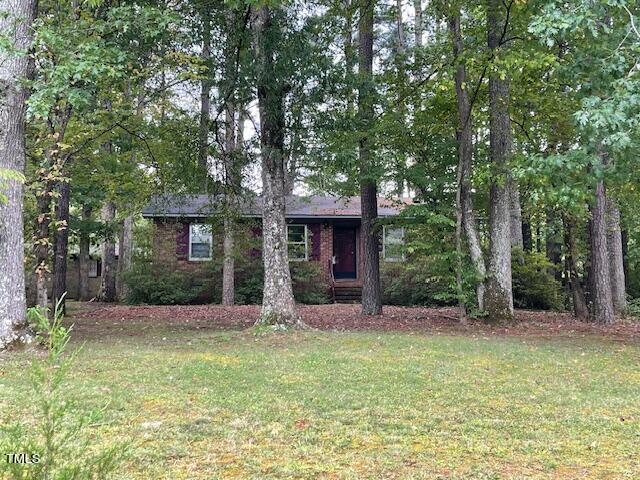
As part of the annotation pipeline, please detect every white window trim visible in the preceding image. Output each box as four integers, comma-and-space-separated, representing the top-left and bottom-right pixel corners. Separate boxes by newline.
383, 225, 405, 262
189, 223, 213, 261
287, 224, 309, 262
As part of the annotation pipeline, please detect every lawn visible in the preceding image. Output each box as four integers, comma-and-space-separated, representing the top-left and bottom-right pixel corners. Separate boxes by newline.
1, 304, 639, 479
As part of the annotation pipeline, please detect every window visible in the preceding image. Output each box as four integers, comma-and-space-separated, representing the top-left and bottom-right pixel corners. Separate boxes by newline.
88, 259, 99, 278
287, 224, 308, 261
189, 224, 213, 261
383, 226, 405, 262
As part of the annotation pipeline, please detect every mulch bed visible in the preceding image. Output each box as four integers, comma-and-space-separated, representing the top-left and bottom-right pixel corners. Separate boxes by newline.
72, 302, 640, 341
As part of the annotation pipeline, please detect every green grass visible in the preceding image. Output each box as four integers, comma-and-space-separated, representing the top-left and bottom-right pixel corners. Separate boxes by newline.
1, 324, 639, 479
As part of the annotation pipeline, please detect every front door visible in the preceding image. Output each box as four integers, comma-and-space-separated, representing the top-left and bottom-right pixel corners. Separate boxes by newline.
333, 227, 357, 279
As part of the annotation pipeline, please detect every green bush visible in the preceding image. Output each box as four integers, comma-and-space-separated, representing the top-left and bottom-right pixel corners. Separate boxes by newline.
291, 261, 330, 304
380, 254, 468, 307
512, 250, 566, 310
232, 257, 329, 305
122, 262, 201, 305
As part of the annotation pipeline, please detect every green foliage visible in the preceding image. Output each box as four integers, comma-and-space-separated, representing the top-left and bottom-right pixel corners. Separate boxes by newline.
0, 297, 127, 479
291, 261, 330, 305
512, 250, 566, 311
121, 263, 201, 305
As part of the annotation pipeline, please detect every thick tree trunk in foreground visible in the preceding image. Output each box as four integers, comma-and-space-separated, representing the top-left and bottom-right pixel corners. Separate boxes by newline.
563, 215, 589, 320
590, 173, 614, 324
254, 5, 303, 327
0, 0, 36, 349
358, 0, 382, 316
97, 202, 117, 303
118, 214, 134, 301
485, 0, 514, 323
606, 200, 626, 314
449, 12, 486, 311
52, 180, 71, 311
78, 205, 92, 301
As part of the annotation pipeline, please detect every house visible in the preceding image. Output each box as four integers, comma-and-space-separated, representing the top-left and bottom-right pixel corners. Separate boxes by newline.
142, 195, 410, 302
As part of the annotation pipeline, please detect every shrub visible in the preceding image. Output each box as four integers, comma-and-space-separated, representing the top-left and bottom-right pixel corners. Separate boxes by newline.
291, 261, 330, 304
0, 298, 127, 479
122, 262, 201, 305
512, 250, 566, 310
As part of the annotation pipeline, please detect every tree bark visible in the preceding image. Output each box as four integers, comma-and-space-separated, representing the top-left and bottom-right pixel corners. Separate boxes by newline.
118, 214, 134, 301
254, 4, 304, 327
485, 0, 514, 323
545, 208, 562, 281
52, 180, 71, 312
198, 9, 212, 176
34, 177, 52, 313
606, 199, 626, 314
0, 0, 37, 349
590, 167, 614, 324
358, 0, 382, 315
222, 101, 236, 306
414, 0, 422, 48
522, 217, 532, 253
563, 215, 589, 320
449, 11, 486, 311
78, 205, 92, 301
97, 202, 117, 303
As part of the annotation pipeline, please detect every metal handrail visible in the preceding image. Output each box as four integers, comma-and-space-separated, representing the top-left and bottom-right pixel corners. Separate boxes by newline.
328, 257, 336, 302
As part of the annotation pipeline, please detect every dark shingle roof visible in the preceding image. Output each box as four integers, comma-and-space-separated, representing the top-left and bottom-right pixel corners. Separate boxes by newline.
142, 194, 410, 219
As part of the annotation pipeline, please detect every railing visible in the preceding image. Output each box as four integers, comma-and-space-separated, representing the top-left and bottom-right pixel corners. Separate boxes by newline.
328, 257, 336, 303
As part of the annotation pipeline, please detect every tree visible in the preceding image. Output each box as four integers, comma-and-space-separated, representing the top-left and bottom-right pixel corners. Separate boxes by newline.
484, 0, 514, 323
358, 0, 382, 315
0, 0, 37, 349
254, 4, 304, 327
448, 7, 486, 312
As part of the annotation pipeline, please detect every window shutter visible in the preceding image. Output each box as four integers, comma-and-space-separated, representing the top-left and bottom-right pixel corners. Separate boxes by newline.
310, 223, 321, 260
176, 222, 189, 260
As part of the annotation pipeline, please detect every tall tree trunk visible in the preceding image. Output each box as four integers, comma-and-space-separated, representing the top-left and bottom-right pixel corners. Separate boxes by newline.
414, 0, 422, 48
358, 0, 382, 315
34, 177, 52, 313
52, 180, 71, 312
78, 205, 92, 301
222, 216, 235, 306
395, 0, 405, 54
563, 215, 589, 320
522, 215, 532, 253
449, 11, 486, 311
198, 9, 212, 177
485, 0, 514, 323
254, 4, 304, 327
0, 0, 37, 349
545, 208, 562, 281
222, 101, 236, 306
118, 214, 134, 301
606, 199, 626, 314
590, 165, 614, 324
97, 202, 117, 303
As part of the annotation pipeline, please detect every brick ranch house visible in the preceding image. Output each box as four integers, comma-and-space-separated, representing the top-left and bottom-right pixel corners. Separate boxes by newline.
142, 195, 410, 302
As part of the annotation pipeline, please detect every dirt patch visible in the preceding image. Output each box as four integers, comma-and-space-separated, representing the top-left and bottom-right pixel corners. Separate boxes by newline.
71, 302, 640, 342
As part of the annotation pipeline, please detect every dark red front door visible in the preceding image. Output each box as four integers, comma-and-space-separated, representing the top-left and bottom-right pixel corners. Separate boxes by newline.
333, 227, 357, 279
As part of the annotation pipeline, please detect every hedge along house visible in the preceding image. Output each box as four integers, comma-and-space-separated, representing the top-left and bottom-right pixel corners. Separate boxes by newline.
142, 195, 410, 303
